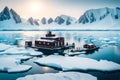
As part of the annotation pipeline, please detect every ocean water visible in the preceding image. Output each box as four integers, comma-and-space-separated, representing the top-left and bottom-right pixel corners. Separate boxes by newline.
0, 31, 120, 80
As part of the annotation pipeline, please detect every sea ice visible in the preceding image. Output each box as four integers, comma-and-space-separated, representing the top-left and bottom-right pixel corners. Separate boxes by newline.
0, 43, 43, 56
26, 48, 43, 56
67, 51, 86, 56
0, 43, 12, 52
17, 72, 97, 80
0, 55, 32, 73
0, 46, 29, 55
35, 55, 120, 71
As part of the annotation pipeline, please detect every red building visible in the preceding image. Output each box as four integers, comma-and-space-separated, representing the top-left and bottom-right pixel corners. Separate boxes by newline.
35, 31, 64, 48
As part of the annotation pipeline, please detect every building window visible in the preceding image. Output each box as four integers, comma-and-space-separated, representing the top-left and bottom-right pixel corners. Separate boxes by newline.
39, 42, 41, 44
47, 43, 49, 45
43, 42, 45, 44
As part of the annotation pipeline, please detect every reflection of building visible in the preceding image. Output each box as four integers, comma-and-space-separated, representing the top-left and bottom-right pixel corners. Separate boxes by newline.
35, 31, 64, 48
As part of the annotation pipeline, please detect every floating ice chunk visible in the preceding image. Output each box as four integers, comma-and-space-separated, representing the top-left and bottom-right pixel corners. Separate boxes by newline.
15, 37, 23, 40
67, 51, 86, 56
0, 55, 32, 73
0, 43, 43, 56
0, 46, 29, 55
26, 48, 43, 56
99, 38, 110, 42
8, 65, 32, 73
17, 72, 97, 80
35, 55, 120, 71
0, 43, 12, 52
107, 41, 117, 45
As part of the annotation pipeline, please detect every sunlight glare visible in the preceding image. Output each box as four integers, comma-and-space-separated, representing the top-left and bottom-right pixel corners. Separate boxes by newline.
31, 2, 42, 13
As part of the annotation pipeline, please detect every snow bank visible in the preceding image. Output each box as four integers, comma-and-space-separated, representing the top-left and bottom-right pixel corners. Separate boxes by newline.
0, 55, 32, 73
35, 55, 120, 71
17, 72, 97, 80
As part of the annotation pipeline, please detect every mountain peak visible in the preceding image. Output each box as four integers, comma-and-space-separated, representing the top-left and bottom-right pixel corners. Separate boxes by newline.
78, 7, 119, 24
0, 6, 21, 23
10, 8, 22, 23
0, 6, 11, 21
3, 6, 9, 11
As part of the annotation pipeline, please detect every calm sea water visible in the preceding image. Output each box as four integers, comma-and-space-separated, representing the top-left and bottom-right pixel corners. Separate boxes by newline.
0, 31, 120, 80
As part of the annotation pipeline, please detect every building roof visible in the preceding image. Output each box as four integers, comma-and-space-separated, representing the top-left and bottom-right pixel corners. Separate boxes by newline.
36, 39, 55, 42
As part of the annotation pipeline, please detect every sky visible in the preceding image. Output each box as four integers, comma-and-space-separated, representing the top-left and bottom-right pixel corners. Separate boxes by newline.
0, 0, 120, 19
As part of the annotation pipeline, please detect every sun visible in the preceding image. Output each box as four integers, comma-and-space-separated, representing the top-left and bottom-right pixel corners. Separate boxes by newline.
27, 1, 45, 18
31, 2, 42, 13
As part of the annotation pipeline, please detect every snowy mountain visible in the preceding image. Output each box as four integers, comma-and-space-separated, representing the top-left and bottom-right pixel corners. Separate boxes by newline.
78, 7, 120, 24
0, 6, 120, 30
48, 17, 53, 24
27, 17, 39, 26
55, 15, 76, 25
0, 6, 40, 30
0, 6, 21, 23
41, 17, 47, 24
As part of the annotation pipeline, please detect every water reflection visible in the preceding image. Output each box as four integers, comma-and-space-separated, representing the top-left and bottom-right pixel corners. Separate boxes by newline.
42, 67, 51, 72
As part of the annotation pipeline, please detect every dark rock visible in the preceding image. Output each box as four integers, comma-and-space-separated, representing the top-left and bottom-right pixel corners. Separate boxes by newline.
41, 17, 46, 24
55, 16, 65, 25
0, 6, 11, 21
10, 9, 21, 23
34, 19, 39, 25
28, 17, 34, 25
48, 18, 53, 24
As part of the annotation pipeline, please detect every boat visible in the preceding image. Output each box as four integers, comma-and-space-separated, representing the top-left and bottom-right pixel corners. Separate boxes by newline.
25, 31, 75, 55
71, 44, 99, 53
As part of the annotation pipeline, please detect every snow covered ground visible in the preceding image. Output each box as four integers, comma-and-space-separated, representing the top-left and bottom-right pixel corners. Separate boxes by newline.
17, 72, 97, 80
35, 55, 120, 71
0, 55, 32, 73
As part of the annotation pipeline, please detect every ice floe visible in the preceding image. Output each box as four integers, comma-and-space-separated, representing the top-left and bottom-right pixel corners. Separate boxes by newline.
17, 72, 97, 80
0, 43, 12, 52
0, 55, 32, 73
26, 48, 43, 56
67, 51, 86, 56
0, 43, 43, 56
0, 47, 29, 55
35, 55, 120, 71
